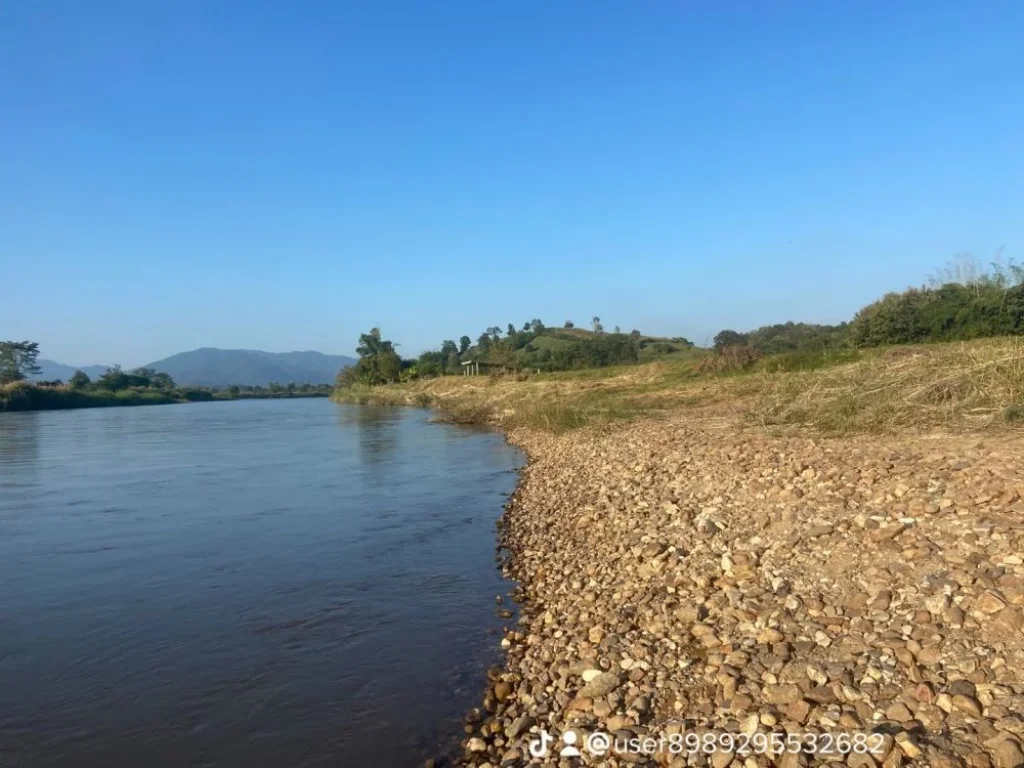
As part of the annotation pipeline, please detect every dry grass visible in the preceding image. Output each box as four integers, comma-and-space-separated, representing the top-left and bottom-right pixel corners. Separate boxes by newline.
751, 338, 1024, 432
332, 338, 1024, 434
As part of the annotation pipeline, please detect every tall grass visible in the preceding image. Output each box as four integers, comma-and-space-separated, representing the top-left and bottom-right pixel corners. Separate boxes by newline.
333, 337, 1024, 435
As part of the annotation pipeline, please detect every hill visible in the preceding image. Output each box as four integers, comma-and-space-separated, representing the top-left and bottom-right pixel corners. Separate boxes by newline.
33, 360, 111, 382
143, 348, 355, 387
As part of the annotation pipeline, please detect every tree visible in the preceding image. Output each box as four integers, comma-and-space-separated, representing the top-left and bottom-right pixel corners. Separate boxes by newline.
492, 338, 518, 372
713, 330, 749, 351
377, 350, 402, 382
614, 325, 621, 334
131, 367, 157, 380
417, 350, 446, 377
440, 339, 458, 357
486, 326, 502, 342
459, 335, 472, 355
69, 370, 91, 388
530, 319, 545, 333
97, 365, 130, 390
592, 316, 603, 333
357, 327, 395, 358
150, 372, 176, 389
507, 323, 516, 337
564, 319, 574, 329
338, 327, 404, 386
0, 341, 42, 384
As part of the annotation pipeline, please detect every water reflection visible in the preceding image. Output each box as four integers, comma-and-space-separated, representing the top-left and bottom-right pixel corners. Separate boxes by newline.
337, 404, 403, 466
0, 412, 40, 469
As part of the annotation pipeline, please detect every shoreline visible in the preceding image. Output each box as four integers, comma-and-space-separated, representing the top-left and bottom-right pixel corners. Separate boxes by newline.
433, 409, 1024, 767
0, 386, 331, 413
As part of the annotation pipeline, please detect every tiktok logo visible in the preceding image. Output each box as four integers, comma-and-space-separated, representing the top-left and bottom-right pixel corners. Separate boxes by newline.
528, 730, 583, 759
528, 730, 554, 757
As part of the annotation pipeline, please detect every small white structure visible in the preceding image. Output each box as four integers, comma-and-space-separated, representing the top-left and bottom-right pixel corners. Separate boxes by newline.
461, 360, 481, 376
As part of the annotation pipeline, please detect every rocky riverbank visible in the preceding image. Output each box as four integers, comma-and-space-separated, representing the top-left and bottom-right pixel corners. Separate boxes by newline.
455, 414, 1024, 767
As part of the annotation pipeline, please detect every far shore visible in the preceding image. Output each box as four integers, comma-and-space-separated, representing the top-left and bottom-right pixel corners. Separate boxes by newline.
0, 383, 331, 413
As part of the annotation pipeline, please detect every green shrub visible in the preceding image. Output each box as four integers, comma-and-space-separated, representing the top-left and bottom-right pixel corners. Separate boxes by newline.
1003, 404, 1024, 423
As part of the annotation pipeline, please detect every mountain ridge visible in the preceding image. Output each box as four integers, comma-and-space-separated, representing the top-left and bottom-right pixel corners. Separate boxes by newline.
33, 348, 355, 387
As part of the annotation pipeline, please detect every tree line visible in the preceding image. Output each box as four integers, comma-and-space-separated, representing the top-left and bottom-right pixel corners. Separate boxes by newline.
713, 255, 1024, 356
0, 342, 331, 409
336, 318, 700, 387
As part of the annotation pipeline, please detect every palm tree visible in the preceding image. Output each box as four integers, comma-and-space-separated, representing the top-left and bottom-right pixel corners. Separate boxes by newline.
356, 327, 395, 358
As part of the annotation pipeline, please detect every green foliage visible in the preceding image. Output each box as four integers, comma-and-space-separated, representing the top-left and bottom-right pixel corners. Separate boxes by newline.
459, 336, 471, 355
0, 341, 42, 383
356, 327, 395, 358
637, 337, 695, 362
1, 381, 178, 411
755, 348, 862, 373
713, 329, 749, 351
150, 371, 176, 389
715, 256, 1024, 355
0, 345, 328, 412
377, 349, 401, 382
339, 327, 403, 386
415, 349, 447, 377
1003, 404, 1024, 423
519, 332, 639, 370
714, 323, 849, 354
1, 377, 331, 411
849, 281, 1024, 346
95, 365, 175, 390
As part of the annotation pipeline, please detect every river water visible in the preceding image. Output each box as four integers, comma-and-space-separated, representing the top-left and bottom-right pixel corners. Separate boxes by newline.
0, 399, 522, 767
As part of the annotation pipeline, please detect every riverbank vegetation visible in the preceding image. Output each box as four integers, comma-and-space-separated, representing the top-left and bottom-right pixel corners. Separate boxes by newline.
336, 324, 693, 386
333, 256, 1024, 434
0, 350, 332, 413
333, 337, 1024, 433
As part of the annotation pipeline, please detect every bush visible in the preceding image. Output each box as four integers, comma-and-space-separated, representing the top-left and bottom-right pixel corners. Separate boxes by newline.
849, 280, 1024, 347
756, 348, 861, 373
1003, 404, 1024, 423
697, 345, 763, 374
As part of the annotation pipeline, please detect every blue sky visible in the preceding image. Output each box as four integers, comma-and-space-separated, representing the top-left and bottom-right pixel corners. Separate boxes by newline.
2, 1, 1022, 366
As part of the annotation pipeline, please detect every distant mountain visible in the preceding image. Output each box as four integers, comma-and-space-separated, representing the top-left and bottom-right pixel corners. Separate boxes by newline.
142, 348, 355, 387
31, 349, 355, 387
33, 360, 111, 382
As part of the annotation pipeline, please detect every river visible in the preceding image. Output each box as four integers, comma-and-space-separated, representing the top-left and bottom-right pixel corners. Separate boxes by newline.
0, 398, 522, 766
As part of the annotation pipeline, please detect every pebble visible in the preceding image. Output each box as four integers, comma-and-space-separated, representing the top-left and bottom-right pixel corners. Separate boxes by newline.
452, 415, 1024, 766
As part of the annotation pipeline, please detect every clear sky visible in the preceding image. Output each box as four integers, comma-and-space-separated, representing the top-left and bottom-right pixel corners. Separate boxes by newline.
2, 1, 1022, 366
